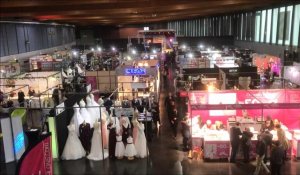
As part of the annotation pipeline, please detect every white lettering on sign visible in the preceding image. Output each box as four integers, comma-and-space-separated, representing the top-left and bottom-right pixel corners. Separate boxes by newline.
125, 68, 146, 75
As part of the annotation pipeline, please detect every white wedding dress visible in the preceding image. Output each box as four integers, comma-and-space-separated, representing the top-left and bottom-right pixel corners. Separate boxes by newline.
115, 135, 125, 158
87, 122, 109, 161
79, 100, 92, 127
134, 123, 148, 158
86, 96, 98, 124
61, 124, 86, 160
90, 94, 100, 120
70, 103, 84, 136
124, 137, 137, 157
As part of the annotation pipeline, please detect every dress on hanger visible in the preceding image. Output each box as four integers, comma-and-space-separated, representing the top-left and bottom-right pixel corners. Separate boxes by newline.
90, 94, 100, 120
108, 122, 117, 159
124, 137, 137, 158
87, 122, 109, 161
86, 96, 98, 124
115, 135, 125, 158
71, 103, 84, 136
61, 124, 86, 160
132, 118, 139, 144
134, 122, 148, 158
79, 122, 92, 153
101, 117, 108, 149
79, 100, 92, 127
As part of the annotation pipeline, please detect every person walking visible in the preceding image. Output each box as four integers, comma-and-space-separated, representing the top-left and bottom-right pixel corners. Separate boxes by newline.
261, 130, 273, 163
275, 124, 289, 162
229, 122, 242, 163
170, 108, 178, 139
270, 141, 285, 175
254, 134, 270, 175
181, 117, 191, 151
241, 127, 253, 163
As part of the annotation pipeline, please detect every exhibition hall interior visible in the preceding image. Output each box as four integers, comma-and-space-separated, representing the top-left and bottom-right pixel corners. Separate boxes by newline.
1, 0, 300, 175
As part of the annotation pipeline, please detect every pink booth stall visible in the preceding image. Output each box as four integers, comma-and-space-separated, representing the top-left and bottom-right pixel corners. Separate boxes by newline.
185, 89, 300, 160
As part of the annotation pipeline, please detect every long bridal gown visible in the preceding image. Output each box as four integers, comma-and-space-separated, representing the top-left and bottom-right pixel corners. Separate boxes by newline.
86, 96, 98, 124
79, 100, 92, 127
61, 124, 86, 160
134, 122, 148, 158
70, 103, 84, 136
98, 98, 109, 149
89, 94, 100, 120
87, 122, 109, 161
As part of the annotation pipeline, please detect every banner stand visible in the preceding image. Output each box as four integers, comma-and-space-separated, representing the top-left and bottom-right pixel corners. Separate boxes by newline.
16, 133, 52, 175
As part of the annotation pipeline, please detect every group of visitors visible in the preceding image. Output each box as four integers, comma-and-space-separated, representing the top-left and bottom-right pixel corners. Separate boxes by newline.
229, 117, 289, 175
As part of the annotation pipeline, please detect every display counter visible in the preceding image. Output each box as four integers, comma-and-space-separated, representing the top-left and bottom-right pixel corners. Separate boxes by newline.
203, 130, 230, 160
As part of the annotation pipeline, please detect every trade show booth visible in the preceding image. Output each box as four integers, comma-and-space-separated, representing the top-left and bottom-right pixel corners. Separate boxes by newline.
115, 60, 160, 101
186, 89, 300, 160
0, 71, 61, 108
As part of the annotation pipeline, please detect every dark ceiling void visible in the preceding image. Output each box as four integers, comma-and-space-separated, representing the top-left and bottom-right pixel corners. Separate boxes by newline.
0, 0, 285, 25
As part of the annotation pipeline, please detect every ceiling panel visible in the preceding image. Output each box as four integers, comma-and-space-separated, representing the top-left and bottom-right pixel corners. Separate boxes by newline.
0, 0, 285, 25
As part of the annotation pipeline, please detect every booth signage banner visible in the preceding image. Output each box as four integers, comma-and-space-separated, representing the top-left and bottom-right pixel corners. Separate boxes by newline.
18, 135, 52, 175
125, 68, 146, 75
191, 103, 300, 110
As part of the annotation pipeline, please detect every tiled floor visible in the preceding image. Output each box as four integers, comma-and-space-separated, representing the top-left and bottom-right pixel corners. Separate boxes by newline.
1, 63, 300, 175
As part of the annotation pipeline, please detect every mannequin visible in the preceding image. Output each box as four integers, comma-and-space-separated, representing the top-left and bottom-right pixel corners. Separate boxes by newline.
61, 124, 86, 160
87, 121, 109, 160
124, 136, 136, 160
121, 116, 131, 145
79, 100, 92, 127
135, 121, 148, 158
71, 103, 84, 136
115, 135, 125, 159
79, 120, 92, 154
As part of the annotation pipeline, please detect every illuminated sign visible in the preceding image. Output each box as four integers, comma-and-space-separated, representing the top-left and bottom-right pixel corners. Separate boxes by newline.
125, 68, 146, 75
